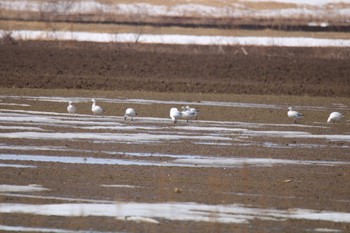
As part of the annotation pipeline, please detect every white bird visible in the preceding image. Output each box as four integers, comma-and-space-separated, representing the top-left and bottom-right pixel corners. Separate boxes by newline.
181, 110, 195, 122
67, 101, 76, 115
124, 108, 137, 121
287, 106, 304, 123
327, 112, 344, 123
170, 108, 182, 123
182, 105, 199, 121
91, 99, 104, 116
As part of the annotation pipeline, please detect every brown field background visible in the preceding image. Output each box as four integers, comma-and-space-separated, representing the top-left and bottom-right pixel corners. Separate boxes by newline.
1, 41, 349, 97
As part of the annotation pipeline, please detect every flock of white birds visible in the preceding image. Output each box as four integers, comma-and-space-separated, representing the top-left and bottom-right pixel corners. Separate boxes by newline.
67, 99, 344, 124
287, 106, 344, 124
67, 99, 198, 122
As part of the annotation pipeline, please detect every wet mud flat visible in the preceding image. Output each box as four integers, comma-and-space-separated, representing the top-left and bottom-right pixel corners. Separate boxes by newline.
0, 89, 349, 232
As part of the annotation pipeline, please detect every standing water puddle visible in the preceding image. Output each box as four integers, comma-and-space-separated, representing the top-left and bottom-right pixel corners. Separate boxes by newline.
0, 202, 349, 224
0, 154, 349, 168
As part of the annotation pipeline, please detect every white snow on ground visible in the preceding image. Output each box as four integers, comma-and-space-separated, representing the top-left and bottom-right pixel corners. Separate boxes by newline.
0, 0, 349, 18
2, 30, 350, 47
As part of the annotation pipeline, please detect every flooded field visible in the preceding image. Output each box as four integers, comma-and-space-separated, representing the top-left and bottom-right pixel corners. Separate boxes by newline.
1, 0, 350, 231
0, 89, 349, 232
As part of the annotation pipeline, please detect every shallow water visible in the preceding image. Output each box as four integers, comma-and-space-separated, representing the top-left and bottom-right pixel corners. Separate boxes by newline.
0, 97, 349, 169
0, 94, 349, 231
0, 184, 49, 193
0, 163, 36, 168
1, 108, 349, 148
0, 201, 349, 224
0, 224, 117, 233
0, 153, 349, 168
2, 95, 349, 112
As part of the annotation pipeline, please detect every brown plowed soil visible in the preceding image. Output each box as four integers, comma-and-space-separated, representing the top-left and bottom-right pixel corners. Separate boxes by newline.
1, 41, 350, 96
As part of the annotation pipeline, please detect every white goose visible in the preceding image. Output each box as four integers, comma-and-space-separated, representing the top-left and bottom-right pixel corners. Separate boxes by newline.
91, 99, 104, 116
181, 106, 196, 122
67, 101, 76, 115
182, 105, 199, 121
327, 112, 344, 123
170, 108, 182, 123
181, 110, 195, 122
124, 108, 137, 121
287, 106, 304, 124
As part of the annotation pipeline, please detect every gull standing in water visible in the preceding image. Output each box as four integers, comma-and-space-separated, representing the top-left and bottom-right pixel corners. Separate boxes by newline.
170, 108, 182, 123
67, 101, 76, 115
327, 112, 344, 123
287, 106, 303, 124
124, 108, 137, 121
91, 99, 104, 116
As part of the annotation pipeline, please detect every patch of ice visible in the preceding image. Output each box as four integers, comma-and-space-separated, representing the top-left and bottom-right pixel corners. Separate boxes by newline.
0, 184, 49, 193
